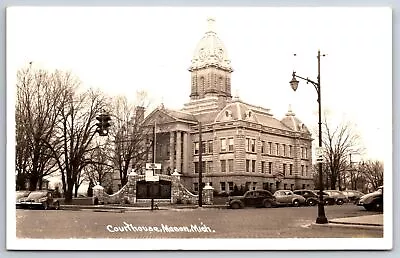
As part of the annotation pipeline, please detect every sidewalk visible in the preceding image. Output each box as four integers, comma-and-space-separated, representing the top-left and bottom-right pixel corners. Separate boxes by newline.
312, 214, 383, 231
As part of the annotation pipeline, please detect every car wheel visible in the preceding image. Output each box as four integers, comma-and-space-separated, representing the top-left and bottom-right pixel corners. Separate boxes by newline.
42, 202, 48, 210
292, 200, 300, 207
307, 199, 316, 206
54, 201, 60, 210
336, 199, 344, 205
363, 204, 372, 211
373, 202, 383, 211
231, 202, 241, 209
263, 201, 272, 208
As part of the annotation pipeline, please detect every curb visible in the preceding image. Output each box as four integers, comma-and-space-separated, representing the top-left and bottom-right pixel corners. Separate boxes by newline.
311, 222, 383, 231
60, 204, 228, 212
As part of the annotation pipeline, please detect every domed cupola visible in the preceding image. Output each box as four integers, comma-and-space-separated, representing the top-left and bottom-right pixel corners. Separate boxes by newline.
214, 100, 258, 123
281, 105, 310, 133
189, 18, 233, 101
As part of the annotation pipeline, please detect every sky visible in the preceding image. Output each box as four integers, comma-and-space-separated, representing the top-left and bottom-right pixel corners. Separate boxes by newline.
7, 6, 392, 163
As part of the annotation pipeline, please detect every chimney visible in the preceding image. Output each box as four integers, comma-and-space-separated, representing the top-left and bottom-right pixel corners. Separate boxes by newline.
135, 106, 145, 123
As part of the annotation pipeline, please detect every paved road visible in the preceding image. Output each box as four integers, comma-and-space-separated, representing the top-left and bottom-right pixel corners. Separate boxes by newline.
16, 204, 383, 239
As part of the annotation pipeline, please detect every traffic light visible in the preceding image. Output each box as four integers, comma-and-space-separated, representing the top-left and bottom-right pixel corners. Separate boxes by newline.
96, 113, 111, 136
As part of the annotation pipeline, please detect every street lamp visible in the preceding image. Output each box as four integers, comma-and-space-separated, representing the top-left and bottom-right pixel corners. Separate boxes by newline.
290, 50, 328, 224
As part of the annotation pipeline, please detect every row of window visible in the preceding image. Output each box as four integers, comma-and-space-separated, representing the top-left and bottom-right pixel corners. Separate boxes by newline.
193, 182, 311, 192
194, 160, 309, 177
194, 138, 309, 159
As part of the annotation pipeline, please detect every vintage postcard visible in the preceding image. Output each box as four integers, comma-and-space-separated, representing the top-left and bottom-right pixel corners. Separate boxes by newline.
6, 6, 392, 250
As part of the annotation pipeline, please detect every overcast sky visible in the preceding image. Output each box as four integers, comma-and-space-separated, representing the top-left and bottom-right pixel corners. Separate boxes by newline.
7, 6, 392, 162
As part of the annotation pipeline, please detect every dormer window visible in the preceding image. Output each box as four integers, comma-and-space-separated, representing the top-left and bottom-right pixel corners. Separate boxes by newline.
225, 110, 232, 118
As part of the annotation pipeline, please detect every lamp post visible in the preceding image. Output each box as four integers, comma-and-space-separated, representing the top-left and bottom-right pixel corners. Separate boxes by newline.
289, 50, 328, 224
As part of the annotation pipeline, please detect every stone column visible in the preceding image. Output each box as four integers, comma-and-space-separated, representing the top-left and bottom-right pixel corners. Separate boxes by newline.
171, 170, 181, 204
169, 131, 175, 173
183, 132, 189, 174
202, 183, 214, 205
176, 131, 182, 173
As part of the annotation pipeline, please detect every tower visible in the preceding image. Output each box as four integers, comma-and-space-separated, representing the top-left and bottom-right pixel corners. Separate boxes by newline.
188, 18, 233, 101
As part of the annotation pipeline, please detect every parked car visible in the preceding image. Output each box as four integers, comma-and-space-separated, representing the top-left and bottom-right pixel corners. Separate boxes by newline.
311, 190, 336, 205
227, 190, 276, 209
273, 190, 306, 207
342, 190, 365, 204
324, 190, 347, 205
16, 190, 31, 208
18, 190, 60, 210
293, 190, 319, 206
357, 186, 383, 211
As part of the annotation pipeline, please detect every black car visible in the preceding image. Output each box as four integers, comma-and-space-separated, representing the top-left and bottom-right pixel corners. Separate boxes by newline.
18, 190, 60, 210
311, 190, 336, 205
227, 190, 276, 209
324, 190, 347, 205
293, 190, 319, 206
357, 186, 383, 211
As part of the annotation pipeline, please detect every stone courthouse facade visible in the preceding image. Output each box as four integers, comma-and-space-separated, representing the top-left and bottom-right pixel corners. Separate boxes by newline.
142, 18, 314, 193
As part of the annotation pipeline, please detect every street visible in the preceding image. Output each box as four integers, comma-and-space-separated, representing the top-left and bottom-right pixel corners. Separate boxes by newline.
16, 204, 383, 239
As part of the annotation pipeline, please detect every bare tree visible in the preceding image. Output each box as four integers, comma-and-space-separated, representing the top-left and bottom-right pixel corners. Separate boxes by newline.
321, 118, 363, 190
359, 160, 384, 191
15, 65, 63, 190
109, 93, 152, 187
83, 140, 114, 187
44, 71, 108, 202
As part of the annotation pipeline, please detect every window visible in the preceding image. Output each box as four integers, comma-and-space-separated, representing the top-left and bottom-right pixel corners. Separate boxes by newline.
220, 182, 226, 191
283, 144, 286, 157
305, 165, 308, 177
301, 165, 304, 176
253, 182, 257, 190
246, 159, 250, 172
252, 160, 256, 172
201, 141, 206, 154
268, 162, 272, 174
269, 183, 274, 190
276, 143, 279, 156
261, 141, 265, 153
289, 145, 292, 157
263, 183, 268, 190
304, 148, 308, 159
194, 183, 199, 192
284, 184, 287, 190
228, 159, 234, 172
207, 161, 213, 173
194, 142, 199, 155
228, 182, 234, 192
246, 182, 251, 190
283, 164, 286, 176
194, 162, 199, 173
289, 164, 293, 175
261, 161, 265, 173
291, 184, 294, 191
246, 138, 256, 152
268, 142, 272, 154
228, 138, 234, 151
220, 138, 227, 152
208, 141, 213, 153
301, 147, 304, 159
221, 160, 227, 173
302, 184, 306, 189
202, 161, 206, 173
251, 139, 256, 152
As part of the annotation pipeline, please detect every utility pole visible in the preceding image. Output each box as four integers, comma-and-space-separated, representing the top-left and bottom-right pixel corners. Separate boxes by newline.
198, 121, 203, 207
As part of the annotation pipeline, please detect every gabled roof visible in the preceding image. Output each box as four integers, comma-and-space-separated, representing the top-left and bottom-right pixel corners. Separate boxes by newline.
143, 106, 198, 126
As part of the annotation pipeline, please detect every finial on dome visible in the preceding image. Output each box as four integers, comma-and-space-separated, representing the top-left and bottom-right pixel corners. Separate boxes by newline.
207, 17, 216, 34
286, 104, 295, 116
233, 89, 240, 101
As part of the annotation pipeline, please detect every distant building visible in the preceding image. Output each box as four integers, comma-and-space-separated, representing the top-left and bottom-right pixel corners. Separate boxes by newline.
141, 18, 314, 193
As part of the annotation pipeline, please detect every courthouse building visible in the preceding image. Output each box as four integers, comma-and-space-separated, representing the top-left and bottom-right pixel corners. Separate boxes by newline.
141, 18, 314, 193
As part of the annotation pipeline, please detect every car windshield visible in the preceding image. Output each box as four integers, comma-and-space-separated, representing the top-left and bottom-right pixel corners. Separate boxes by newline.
27, 192, 48, 199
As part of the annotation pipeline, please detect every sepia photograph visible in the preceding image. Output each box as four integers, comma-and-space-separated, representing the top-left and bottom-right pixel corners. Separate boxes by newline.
6, 6, 392, 250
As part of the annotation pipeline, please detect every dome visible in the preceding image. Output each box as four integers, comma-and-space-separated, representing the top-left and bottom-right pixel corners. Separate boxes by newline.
214, 101, 258, 123
281, 106, 310, 133
189, 18, 232, 71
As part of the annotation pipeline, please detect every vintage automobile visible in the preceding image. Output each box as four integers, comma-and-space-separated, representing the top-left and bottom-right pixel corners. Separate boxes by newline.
342, 190, 365, 204
273, 190, 306, 207
16, 190, 31, 208
311, 190, 336, 205
18, 190, 60, 210
357, 186, 383, 211
227, 190, 276, 209
324, 190, 347, 205
293, 190, 319, 206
